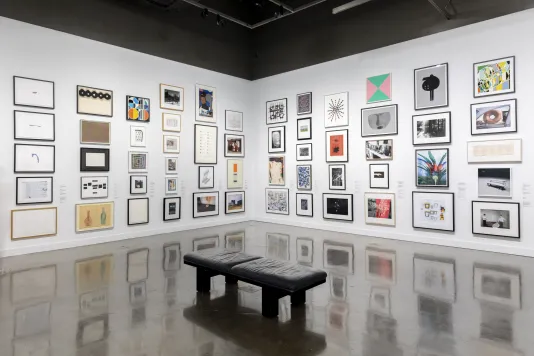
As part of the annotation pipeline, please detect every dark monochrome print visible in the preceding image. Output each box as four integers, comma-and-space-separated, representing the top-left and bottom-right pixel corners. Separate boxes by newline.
480, 209, 510, 229
164, 88, 180, 106
414, 63, 449, 110
329, 165, 345, 190
327, 198, 349, 216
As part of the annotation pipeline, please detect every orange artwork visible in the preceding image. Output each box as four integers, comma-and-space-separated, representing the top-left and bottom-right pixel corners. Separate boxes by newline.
330, 135, 344, 156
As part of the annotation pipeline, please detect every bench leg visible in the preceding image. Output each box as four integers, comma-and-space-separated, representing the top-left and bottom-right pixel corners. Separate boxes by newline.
196, 269, 212, 293
291, 290, 306, 306
262, 287, 280, 318
225, 276, 238, 284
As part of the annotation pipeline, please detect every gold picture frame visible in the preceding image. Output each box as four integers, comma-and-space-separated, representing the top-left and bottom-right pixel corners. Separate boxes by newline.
75, 202, 114, 233
11, 207, 58, 240
75, 255, 114, 294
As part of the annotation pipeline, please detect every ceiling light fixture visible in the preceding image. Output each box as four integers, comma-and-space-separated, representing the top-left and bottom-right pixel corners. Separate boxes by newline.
201, 8, 209, 18
216, 14, 226, 27
332, 0, 373, 15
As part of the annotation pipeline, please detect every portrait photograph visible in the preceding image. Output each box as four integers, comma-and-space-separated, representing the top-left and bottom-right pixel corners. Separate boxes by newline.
268, 126, 285, 153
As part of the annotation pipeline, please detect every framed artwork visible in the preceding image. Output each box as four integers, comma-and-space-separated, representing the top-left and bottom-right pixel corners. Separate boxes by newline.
412, 191, 455, 231
77, 85, 113, 117
366, 248, 396, 284
227, 159, 243, 189
225, 231, 245, 251
361, 104, 398, 137
16, 177, 53, 204
366, 139, 393, 160
130, 125, 146, 147
163, 197, 181, 221
128, 198, 149, 225
198, 166, 214, 189
15, 144, 55, 173
225, 191, 245, 214
126, 95, 150, 122
412, 112, 451, 145
330, 275, 347, 300
14, 76, 55, 109
471, 99, 517, 135
160, 84, 184, 111
127, 248, 149, 282
130, 175, 147, 194
324, 92, 348, 128
474, 56, 515, 97
296, 193, 313, 217
162, 112, 182, 133
296, 143, 312, 161
416, 148, 449, 187
196, 84, 216, 123
474, 264, 521, 309
193, 191, 219, 218
297, 117, 312, 140
266, 233, 290, 260
76, 315, 109, 347
11, 207, 57, 240
80, 120, 110, 145
296, 165, 312, 190
14, 301, 51, 338
10, 265, 56, 304
296, 237, 313, 264
467, 139, 522, 163
75, 202, 114, 232
329, 164, 346, 190
75, 255, 113, 294
268, 126, 285, 153
194, 124, 218, 164
414, 63, 449, 110
163, 243, 181, 271
325, 129, 348, 162
472, 201, 520, 239
225, 110, 243, 132
369, 287, 390, 314
364, 192, 396, 226
129, 151, 148, 173
265, 188, 289, 215
266, 98, 287, 125
80, 176, 108, 199
323, 240, 354, 274
367, 73, 392, 104
323, 193, 354, 221
369, 164, 389, 189
129, 281, 146, 305
163, 135, 180, 154
165, 156, 178, 175
414, 254, 456, 302
79, 289, 109, 316
478, 168, 511, 198
268, 156, 285, 185
297, 92, 312, 115
165, 177, 178, 195
225, 134, 245, 157
14, 111, 55, 141
80, 147, 109, 172
193, 236, 219, 251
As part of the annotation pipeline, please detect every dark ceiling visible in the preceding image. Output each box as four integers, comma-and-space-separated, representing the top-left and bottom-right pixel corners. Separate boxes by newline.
1, 0, 533, 80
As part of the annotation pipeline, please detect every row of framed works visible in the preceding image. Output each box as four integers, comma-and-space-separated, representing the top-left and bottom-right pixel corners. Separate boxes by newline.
265, 189, 521, 238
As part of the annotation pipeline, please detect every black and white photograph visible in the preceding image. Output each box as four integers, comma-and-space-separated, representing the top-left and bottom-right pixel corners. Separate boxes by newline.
471, 99, 517, 135
198, 166, 214, 189
160, 84, 184, 111
163, 197, 181, 221
130, 175, 147, 195
266, 98, 287, 125
323, 240, 354, 274
296, 143, 312, 161
329, 164, 346, 190
361, 104, 398, 137
296, 193, 313, 217
297, 92, 312, 115
472, 201, 520, 238
366, 140, 393, 160
369, 164, 389, 189
474, 264, 521, 309
165, 156, 178, 175
297, 117, 312, 140
323, 193, 354, 221
412, 112, 451, 145
14, 76, 55, 109
268, 126, 286, 153
296, 237, 313, 265
414, 63, 449, 110
478, 168, 511, 198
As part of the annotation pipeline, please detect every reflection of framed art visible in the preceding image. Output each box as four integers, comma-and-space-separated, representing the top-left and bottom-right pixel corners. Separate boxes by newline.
266, 233, 290, 260
365, 139, 393, 160
79, 289, 109, 317
15, 144, 55, 173
77, 85, 113, 117
296, 193, 313, 217
329, 164, 346, 190
474, 56, 515, 98
268, 126, 285, 154
364, 192, 395, 226
193, 192, 219, 218
126, 95, 150, 122
14, 302, 51, 338
467, 139, 522, 163
369, 287, 390, 315
265, 188, 289, 215
414, 63, 449, 110
227, 159, 243, 189
323, 240, 354, 274
163, 243, 181, 271
296, 143, 312, 161
323, 193, 353, 221
361, 104, 398, 137
130, 125, 146, 147
412, 112, 451, 145
297, 92, 312, 115
75, 202, 114, 232
366, 248, 396, 284
81, 147, 109, 172
81, 176, 108, 199
16, 177, 53, 205
128, 198, 149, 225
369, 164, 389, 189
129, 151, 148, 173
14, 111, 55, 141
324, 92, 348, 128
160, 84, 184, 111
198, 166, 214, 189
11, 265, 56, 304
367, 73, 392, 104
296, 237, 313, 264
225, 191, 245, 214
162, 112, 182, 132
268, 156, 285, 186
194, 124, 218, 164
297, 117, 312, 140
127, 248, 149, 282
80, 120, 111, 145
412, 191, 454, 232
193, 236, 219, 251
196, 84, 216, 123
76, 315, 109, 347
225, 231, 245, 251
225, 134, 245, 157
325, 129, 348, 162
474, 263, 521, 309
129, 281, 146, 305
296, 165, 312, 190
163, 197, 181, 221
471, 99, 517, 135
416, 148, 449, 187
130, 175, 147, 194
14, 76, 55, 109
163, 135, 180, 154
165, 156, 178, 175
477, 167, 512, 198
75, 255, 113, 294
414, 254, 455, 302
266, 98, 287, 125
11, 207, 57, 240
472, 200, 520, 239
165, 177, 178, 195
225, 110, 243, 132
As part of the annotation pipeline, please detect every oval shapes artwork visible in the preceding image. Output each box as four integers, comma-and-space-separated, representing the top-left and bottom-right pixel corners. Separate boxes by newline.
127, 95, 150, 122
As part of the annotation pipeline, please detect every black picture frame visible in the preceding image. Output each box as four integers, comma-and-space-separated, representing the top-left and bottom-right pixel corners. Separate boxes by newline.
268, 125, 286, 153
127, 198, 150, 226
325, 129, 349, 163
13, 76, 55, 110
163, 197, 181, 221
16, 177, 54, 205
80, 147, 110, 172
329, 164, 346, 190
297, 92, 313, 115
471, 200, 520, 239
296, 143, 313, 161
198, 166, 215, 189
473, 56, 516, 98
192, 191, 220, 218
296, 193, 314, 217
470, 99, 517, 136
412, 111, 452, 145
194, 124, 218, 164
322, 193, 354, 221
296, 164, 312, 190
225, 191, 245, 214
225, 110, 243, 132
297, 117, 312, 140
224, 133, 245, 157
14, 110, 55, 141
14, 143, 56, 173
412, 191, 455, 232
77, 85, 113, 117
130, 175, 148, 194
369, 163, 390, 189
415, 148, 449, 188
414, 63, 449, 111
360, 104, 399, 138
266, 98, 288, 125
126, 95, 150, 122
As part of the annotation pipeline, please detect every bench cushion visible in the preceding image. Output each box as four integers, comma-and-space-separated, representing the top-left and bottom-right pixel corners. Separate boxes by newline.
184, 249, 262, 274
230, 258, 327, 293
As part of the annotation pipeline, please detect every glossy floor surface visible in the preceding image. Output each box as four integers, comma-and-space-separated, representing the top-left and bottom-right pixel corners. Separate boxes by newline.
1, 221, 532, 356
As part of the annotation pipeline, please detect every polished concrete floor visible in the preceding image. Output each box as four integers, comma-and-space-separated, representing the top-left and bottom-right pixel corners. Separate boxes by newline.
1, 221, 532, 356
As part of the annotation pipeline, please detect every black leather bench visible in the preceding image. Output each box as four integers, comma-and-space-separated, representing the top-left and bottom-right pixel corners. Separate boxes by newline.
184, 249, 327, 318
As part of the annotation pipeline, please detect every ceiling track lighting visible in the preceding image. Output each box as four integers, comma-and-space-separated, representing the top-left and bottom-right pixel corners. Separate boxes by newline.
216, 14, 226, 27
200, 8, 209, 18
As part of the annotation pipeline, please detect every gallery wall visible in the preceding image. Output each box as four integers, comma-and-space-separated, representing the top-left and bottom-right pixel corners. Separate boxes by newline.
0, 17, 255, 257
250, 9, 534, 257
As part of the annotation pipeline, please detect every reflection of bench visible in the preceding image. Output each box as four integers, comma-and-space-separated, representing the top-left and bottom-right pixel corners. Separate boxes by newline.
184, 249, 327, 318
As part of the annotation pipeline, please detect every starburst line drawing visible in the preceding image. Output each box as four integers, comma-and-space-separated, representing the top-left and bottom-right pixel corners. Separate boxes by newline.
327, 98, 345, 122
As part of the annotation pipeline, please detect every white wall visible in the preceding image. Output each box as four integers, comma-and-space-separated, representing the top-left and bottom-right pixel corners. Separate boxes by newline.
251, 9, 534, 257
0, 17, 254, 257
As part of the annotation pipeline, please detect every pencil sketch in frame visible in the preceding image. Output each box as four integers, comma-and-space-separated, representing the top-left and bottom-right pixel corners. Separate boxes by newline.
14, 76, 55, 109
16, 177, 53, 205
198, 166, 214, 189
162, 112, 182, 132
324, 92, 348, 128
163, 135, 180, 154
467, 139, 522, 163
14, 110, 55, 141
225, 110, 243, 132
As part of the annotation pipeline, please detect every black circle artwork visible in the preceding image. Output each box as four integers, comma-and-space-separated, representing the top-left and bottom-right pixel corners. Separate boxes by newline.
78, 88, 112, 101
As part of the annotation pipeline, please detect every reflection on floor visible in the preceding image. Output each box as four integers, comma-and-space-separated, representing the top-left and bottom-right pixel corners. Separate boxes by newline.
0, 221, 532, 356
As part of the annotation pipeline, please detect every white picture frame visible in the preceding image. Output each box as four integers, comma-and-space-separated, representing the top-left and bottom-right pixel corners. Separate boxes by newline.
227, 159, 243, 189
15, 144, 55, 173
165, 156, 178, 175
160, 84, 184, 111
128, 151, 148, 173
324, 92, 349, 128
80, 176, 108, 199
467, 139, 522, 163
14, 111, 55, 141
163, 135, 180, 154
162, 112, 182, 132
130, 175, 147, 195
127, 198, 149, 225
364, 192, 396, 226
130, 126, 146, 147
265, 188, 289, 215
11, 207, 57, 240
165, 176, 178, 195
413, 254, 455, 302
369, 164, 389, 189
225, 110, 243, 132
16, 177, 53, 205
196, 83, 216, 123
193, 192, 219, 218
296, 193, 313, 217
14, 76, 55, 109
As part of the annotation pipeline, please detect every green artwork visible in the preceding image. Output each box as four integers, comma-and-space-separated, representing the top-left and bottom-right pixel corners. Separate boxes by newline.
367, 73, 392, 104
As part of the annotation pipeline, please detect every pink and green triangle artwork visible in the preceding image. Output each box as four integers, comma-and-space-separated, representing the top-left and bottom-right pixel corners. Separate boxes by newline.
366, 73, 391, 103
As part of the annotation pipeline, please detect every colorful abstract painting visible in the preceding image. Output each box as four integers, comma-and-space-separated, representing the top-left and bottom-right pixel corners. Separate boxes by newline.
366, 73, 392, 104
474, 56, 515, 97
127, 96, 150, 122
